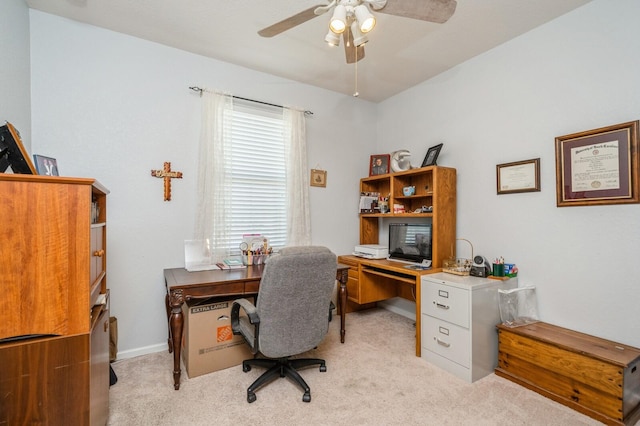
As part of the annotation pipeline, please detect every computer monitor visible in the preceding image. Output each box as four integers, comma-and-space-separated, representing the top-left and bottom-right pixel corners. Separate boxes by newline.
388, 223, 432, 264
0, 122, 37, 174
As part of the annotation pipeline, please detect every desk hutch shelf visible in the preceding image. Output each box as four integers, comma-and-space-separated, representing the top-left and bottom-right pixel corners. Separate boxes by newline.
359, 165, 457, 268
338, 166, 457, 358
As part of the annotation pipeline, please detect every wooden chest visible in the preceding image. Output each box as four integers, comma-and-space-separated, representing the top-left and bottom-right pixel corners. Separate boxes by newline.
496, 322, 640, 425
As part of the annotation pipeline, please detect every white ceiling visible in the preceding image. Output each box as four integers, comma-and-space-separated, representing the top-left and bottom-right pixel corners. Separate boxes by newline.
25, 0, 592, 103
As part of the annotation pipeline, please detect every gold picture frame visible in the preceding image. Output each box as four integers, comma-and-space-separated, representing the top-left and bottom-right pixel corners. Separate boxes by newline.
0, 122, 38, 174
496, 158, 540, 194
310, 169, 327, 187
555, 120, 639, 207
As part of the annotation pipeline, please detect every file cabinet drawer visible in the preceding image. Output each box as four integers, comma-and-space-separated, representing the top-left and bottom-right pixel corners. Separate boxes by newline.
422, 281, 469, 328
422, 314, 470, 368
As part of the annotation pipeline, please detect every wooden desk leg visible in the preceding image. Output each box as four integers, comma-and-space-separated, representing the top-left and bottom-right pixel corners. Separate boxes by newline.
165, 293, 173, 353
337, 269, 348, 343
168, 289, 185, 390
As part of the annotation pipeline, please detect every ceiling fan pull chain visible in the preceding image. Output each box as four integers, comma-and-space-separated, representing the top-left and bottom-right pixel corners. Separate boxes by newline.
353, 47, 359, 97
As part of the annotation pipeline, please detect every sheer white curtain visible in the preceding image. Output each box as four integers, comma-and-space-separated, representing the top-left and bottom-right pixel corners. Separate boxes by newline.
194, 91, 311, 257
284, 108, 311, 246
194, 90, 233, 261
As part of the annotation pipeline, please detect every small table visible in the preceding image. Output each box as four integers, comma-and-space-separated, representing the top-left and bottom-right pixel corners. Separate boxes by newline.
164, 264, 349, 390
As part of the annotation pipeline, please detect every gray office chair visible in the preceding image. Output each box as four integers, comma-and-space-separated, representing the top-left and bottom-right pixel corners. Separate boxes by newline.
231, 246, 337, 403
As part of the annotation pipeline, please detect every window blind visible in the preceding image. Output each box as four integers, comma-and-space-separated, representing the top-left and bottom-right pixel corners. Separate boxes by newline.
225, 101, 287, 253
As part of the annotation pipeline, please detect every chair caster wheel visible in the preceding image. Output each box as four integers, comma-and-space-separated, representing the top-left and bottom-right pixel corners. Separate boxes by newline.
320, 365, 327, 372
243, 364, 251, 373
302, 392, 311, 403
247, 392, 257, 403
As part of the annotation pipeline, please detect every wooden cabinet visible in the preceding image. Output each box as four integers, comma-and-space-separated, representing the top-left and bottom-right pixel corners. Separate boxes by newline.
0, 174, 110, 425
496, 322, 640, 425
359, 166, 456, 268
421, 272, 516, 382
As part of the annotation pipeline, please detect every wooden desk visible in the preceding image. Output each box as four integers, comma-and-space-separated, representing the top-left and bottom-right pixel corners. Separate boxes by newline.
164, 265, 349, 390
338, 255, 441, 357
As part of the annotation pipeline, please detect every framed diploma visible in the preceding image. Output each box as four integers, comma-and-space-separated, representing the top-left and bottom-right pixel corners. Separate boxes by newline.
555, 120, 639, 207
497, 158, 540, 194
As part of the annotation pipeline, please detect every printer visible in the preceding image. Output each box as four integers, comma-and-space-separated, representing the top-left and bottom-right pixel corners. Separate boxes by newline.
353, 244, 388, 259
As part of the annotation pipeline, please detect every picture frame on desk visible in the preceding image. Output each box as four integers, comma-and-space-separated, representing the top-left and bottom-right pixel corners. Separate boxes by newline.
0, 122, 37, 174
421, 143, 443, 167
369, 154, 390, 176
555, 120, 639, 207
33, 154, 59, 176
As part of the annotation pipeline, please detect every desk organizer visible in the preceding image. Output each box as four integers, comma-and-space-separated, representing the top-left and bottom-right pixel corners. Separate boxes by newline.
443, 238, 473, 276
242, 254, 270, 266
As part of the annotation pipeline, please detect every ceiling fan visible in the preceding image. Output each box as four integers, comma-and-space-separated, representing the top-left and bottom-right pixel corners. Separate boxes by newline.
258, 0, 457, 64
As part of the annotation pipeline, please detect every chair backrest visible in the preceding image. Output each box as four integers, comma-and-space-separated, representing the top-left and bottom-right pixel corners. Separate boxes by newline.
255, 246, 337, 358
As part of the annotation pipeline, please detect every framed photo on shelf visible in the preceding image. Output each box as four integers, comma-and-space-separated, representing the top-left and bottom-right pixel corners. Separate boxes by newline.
310, 169, 327, 187
369, 154, 390, 176
0, 122, 37, 174
421, 143, 443, 167
555, 120, 639, 207
497, 158, 540, 195
33, 154, 59, 176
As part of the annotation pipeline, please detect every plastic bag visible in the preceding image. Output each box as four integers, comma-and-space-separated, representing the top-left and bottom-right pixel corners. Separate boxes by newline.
498, 286, 539, 327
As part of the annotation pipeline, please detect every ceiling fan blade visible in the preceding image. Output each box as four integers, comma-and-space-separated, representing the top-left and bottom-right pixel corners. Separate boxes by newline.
343, 28, 365, 64
377, 0, 457, 24
258, 5, 327, 37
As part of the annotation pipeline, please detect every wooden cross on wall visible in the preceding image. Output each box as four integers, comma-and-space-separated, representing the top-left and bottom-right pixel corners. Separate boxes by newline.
151, 162, 183, 201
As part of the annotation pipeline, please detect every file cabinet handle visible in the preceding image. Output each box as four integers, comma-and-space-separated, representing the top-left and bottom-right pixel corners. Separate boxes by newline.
435, 302, 450, 310
436, 338, 451, 348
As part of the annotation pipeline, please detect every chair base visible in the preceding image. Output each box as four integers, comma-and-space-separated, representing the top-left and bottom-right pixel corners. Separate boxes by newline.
242, 357, 327, 403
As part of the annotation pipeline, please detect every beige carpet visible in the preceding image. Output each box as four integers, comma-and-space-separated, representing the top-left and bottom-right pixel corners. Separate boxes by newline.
108, 309, 605, 425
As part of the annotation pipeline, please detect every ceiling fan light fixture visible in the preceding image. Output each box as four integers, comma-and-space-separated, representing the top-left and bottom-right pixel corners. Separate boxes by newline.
350, 22, 368, 47
325, 30, 341, 47
329, 4, 347, 34
354, 5, 376, 33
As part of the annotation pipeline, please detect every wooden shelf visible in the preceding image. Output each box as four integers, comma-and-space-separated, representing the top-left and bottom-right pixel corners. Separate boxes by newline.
358, 166, 457, 268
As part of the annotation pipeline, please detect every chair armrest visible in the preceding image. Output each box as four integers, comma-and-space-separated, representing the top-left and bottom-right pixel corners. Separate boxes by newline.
231, 298, 260, 334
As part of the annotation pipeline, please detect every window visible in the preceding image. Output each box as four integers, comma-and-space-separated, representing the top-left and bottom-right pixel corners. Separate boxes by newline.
194, 90, 310, 259
225, 101, 287, 253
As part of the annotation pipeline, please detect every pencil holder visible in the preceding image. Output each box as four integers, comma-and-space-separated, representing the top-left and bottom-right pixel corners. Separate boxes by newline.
492, 263, 505, 277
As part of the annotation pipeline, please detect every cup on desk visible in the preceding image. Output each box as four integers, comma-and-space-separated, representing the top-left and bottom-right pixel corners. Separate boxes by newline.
492, 263, 505, 277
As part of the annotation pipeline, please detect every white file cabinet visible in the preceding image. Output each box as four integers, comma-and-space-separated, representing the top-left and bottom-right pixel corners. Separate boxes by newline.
421, 272, 517, 382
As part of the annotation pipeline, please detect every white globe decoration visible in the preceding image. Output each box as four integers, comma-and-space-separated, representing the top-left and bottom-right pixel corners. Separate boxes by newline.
390, 150, 412, 172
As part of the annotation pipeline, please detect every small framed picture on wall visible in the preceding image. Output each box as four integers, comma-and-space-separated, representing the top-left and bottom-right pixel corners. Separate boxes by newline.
369, 154, 390, 176
310, 169, 327, 187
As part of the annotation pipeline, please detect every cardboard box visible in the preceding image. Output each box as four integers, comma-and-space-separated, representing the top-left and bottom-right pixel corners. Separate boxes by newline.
181, 297, 254, 378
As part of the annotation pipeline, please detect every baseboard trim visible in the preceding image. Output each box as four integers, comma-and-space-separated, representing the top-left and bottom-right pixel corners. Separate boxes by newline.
378, 297, 416, 321
114, 343, 167, 361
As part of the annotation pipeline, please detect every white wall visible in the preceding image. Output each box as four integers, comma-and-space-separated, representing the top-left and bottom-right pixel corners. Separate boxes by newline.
27, 0, 640, 357
377, 0, 640, 347
0, 0, 31, 146
29, 10, 376, 357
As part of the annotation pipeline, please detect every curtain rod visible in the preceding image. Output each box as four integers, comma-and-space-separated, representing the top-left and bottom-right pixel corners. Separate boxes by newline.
189, 86, 313, 116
